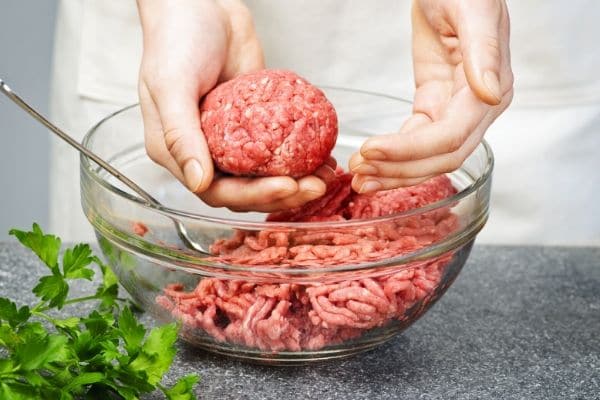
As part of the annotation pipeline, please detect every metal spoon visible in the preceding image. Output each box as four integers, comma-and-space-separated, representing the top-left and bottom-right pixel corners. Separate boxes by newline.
0, 79, 211, 255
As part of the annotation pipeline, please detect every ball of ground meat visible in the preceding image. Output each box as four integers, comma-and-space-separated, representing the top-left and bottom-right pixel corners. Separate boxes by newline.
200, 69, 338, 177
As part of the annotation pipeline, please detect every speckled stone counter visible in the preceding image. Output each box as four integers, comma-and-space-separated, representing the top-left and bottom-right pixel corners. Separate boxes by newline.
1, 244, 599, 400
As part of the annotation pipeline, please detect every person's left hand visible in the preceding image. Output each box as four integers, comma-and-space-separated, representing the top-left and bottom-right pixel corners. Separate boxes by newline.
350, 0, 513, 193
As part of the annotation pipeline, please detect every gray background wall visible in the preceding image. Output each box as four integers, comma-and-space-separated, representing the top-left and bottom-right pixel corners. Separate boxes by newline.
0, 1, 58, 239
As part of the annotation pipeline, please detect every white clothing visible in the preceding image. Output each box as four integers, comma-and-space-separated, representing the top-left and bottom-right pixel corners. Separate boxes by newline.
49, 1, 142, 242
49, 0, 600, 245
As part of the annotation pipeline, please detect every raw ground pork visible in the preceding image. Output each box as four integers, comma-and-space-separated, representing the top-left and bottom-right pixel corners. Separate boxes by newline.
200, 69, 338, 178
156, 172, 459, 352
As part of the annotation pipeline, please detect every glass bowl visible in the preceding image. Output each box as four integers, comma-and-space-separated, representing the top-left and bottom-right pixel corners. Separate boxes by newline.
80, 87, 493, 365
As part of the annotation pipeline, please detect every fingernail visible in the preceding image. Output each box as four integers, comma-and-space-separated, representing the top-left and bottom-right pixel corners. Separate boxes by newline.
483, 70, 502, 103
183, 159, 204, 192
359, 180, 382, 194
351, 163, 378, 176
362, 149, 387, 161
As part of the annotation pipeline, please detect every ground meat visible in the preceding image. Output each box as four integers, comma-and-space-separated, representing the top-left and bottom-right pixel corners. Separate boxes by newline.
157, 172, 459, 352
200, 69, 338, 177
266, 171, 353, 222
267, 170, 456, 222
157, 254, 450, 352
345, 175, 458, 219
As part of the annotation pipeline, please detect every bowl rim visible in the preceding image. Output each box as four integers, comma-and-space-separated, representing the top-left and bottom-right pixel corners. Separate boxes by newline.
81, 87, 494, 230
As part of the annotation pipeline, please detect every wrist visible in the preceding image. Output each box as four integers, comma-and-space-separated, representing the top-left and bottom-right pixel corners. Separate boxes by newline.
136, 0, 228, 37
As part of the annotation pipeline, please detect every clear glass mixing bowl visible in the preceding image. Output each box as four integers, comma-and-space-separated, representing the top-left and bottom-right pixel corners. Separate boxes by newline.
81, 88, 493, 365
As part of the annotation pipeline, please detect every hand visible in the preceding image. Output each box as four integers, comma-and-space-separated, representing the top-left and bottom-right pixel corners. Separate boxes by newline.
350, 0, 513, 193
137, 0, 331, 212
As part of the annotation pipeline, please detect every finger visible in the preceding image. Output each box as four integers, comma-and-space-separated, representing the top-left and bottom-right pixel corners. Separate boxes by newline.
348, 113, 429, 173
139, 81, 186, 183
351, 174, 434, 194
354, 121, 485, 179
219, 39, 265, 81
348, 111, 433, 172
150, 83, 215, 194
199, 176, 298, 210
199, 176, 298, 209
349, 152, 368, 174
216, 0, 266, 80
455, 0, 508, 105
410, 80, 453, 123
497, 2, 514, 97
249, 175, 327, 212
355, 86, 513, 181
399, 112, 433, 133
205, 175, 326, 212
360, 86, 488, 162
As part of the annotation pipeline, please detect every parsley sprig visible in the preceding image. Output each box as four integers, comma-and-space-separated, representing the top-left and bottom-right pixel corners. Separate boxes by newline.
0, 224, 198, 399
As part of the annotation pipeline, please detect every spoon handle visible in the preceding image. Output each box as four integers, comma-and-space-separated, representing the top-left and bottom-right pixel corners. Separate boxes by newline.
0, 78, 158, 206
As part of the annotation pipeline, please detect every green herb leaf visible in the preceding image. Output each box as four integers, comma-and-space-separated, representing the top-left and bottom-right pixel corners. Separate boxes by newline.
82, 310, 114, 338
0, 358, 16, 374
95, 261, 119, 309
0, 324, 20, 348
33, 274, 69, 309
63, 372, 105, 392
128, 323, 178, 386
164, 374, 199, 400
95, 283, 119, 310
62, 243, 95, 280
59, 391, 75, 400
0, 381, 41, 400
16, 321, 46, 342
119, 307, 146, 355
0, 297, 30, 328
22, 369, 50, 387
14, 334, 67, 371
54, 317, 80, 331
9, 223, 60, 271
113, 384, 140, 400
97, 258, 118, 287
3, 224, 199, 399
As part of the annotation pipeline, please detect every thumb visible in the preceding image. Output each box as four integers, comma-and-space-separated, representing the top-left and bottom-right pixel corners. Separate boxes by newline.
456, 0, 508, 105
154, 89, 214, 193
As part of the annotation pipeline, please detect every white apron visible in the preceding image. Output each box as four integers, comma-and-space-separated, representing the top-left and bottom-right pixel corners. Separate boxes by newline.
49, 0, 600, 245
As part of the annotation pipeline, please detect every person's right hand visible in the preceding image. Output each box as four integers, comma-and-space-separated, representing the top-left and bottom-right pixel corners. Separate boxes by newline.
137, 0, 332, 212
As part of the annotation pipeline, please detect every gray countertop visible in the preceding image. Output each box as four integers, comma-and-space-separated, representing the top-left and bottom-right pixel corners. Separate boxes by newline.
1, 243, 599, 400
